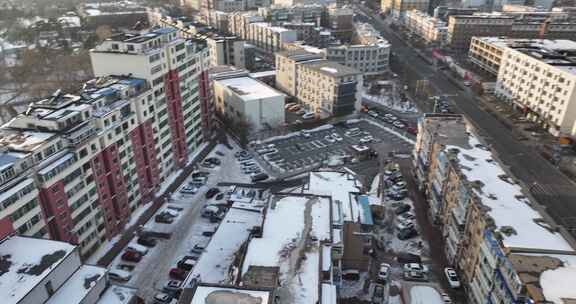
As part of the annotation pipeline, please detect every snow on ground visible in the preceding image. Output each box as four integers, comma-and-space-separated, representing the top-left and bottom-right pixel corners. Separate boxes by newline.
446, 132, 573, 251
45, 265, 107, 304
339, 272, 369, 299
98, 285, 138, 304
86, 234, 121, 264
362, 92, 418, 113
190, 286, 271, 304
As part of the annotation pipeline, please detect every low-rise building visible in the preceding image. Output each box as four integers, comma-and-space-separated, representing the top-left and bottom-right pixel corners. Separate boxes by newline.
213, 76, 285, 131
206, 35, 246, 68
414, 114, 576, 304
247, 22, 298, 53
404, 10, 448, 46
257, 4, 326, 25
381, 0, 430, 20
79, 1, 148, 29
275, 48, 325, 97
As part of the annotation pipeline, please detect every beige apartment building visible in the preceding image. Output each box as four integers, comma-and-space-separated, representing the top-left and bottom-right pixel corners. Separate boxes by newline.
381, 0, 429, 19
492, 39, 576, 136
404, 10, 448, 45
414, 114, 576, 304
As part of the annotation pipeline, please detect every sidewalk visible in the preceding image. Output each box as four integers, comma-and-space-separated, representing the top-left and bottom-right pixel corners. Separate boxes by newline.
95, 141, 216, 267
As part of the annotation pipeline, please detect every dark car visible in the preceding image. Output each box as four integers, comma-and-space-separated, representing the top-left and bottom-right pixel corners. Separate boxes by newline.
205, 188, 221, 199
251, 173, 269, 182
398, 227, 419, 240
155, 214, 174, 224
121, 251, 142, 263
215, 193, 225, 200
202, 230, 215, 237
396, 252, 422, 264
137, 236, 157, 247
395, 204, 412, 215
169, 268, 188, 281
205, 157, 221, 165
177, 256, 197, 271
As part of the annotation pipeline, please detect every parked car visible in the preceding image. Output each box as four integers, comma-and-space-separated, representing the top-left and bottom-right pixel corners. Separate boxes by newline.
126, 244, 149, 255
169, 268, 188, 280
288, 104, 301, 112
205, 157, 221, 165
392, 181, 407, 190
163, 280, 182, 297
155, 213, 174, 224
177, 255, 197, 271
116, 264, 135, 271
396, 252, 421, 264
324, 135, 336, 143
153, 292, 173, 304
215, 193, 225, 200
121, 251, 142, 263
393, 121, 406, 129
295, 108, 306, 115
367, 110, 379, 118
359, 136, 373, 144
444, 267, 461, 288
285, 102, 297, 110
441, 293, 453, 304
397, 212, 416, 223
205, 187, 220, 199
180, 186, 198, 194
332, 133, 343, 141
394, 203, 411, 215
251, 173, 269, 182
396, 221, 415, 231
302, 112, 316, 120
406, 127, 417, 135
398, 227, 418, 240
377, 263, 391, 283
202, 229, 216, 237
372, 284, 385, 303
384, 167, 399, 175
108, 269, 132, 282
300, 130, 311, 138
137, 236, 157, 247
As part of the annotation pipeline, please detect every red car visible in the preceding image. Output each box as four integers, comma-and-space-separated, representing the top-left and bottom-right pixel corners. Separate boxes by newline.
169, 267, 188, 281
406, 127, 417, 135
121, 251, 142, 263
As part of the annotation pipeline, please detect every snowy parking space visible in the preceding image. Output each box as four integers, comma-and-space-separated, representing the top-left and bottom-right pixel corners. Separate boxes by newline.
250, 120, 414, 178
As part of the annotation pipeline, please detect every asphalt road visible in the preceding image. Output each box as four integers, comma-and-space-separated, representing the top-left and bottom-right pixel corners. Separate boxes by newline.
360, 6, 576, 236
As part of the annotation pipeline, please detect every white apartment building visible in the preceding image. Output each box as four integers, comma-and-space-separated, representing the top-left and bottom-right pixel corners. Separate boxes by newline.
206, 36, 246, 68
275, 48, 325, 97
493, 39, 576, 136
325, 43, 390, 76
247, 22, 298, 53
404, 10, 448, 46
213, 77, 285, 131
90, 27, 211, 181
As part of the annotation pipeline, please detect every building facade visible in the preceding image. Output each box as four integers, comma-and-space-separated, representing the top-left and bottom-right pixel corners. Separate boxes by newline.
381, 0, 430, 19
492, 39, 576, 136
247, 22, 298, 53
414, 114, 576, 304
206, 36, 246, 68
404, 10, 448, 46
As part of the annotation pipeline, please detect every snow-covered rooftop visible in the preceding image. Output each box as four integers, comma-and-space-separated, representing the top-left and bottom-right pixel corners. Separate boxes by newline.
447, 132, 573, 251
241, 194, 332, 304
189, 206, 263, 284
306, 171, 361, 223
0, 236, 76, 304
539, 253, 576, 303
190, 286, 271, 304
215, 77, 284, 101
45, 265, 107, 304
0, 130, 55, 152
408, 285, 443, 304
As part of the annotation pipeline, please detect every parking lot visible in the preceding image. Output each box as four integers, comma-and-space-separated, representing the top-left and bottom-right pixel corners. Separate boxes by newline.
250, 119, 414, 178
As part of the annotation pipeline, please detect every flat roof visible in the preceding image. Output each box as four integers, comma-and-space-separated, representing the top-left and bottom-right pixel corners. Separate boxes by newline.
45, 265, 107, 304
0, 130, 55, 152
190, 286, 271, 304
305, 61, 360, 77
97, 285, 138, 304
0, 236, 76, 304
188, 206, 263, 284
306, 171, 361, 222
241, 194, 332, 304
215, 77, 284, 101
446, 130, 573, 251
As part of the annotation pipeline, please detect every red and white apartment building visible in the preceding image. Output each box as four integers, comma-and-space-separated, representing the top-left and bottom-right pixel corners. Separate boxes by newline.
0, 27, 212, 258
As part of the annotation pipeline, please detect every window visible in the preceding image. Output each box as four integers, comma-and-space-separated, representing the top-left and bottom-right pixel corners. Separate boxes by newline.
127, 44, 135, 51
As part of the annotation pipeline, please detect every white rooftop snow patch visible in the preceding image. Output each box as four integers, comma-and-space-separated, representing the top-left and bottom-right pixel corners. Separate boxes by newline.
307, 171, 361, 222
409, 286, 443, 304
191, 286, 270, 304
0, 237, 75, 304
97, 285, 138, 304
535, 254, 576, 303
320, 67, 338, 74
216, 77, 284, 101
189, 206, 263, 284
446, 133, 573, 251
45, 265, 107, 304
242, 195, 332, 304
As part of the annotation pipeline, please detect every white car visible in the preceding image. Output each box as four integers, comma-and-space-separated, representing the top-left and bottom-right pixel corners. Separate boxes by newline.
444, 267, 461, 288
295, 109, 306, 115
398, 212, 416, 223
368, 110, 379, 117
396, 221, 415, 231
441, 293, 453, 304
126, 243, 149, 255
378, 263, 391, 283
108, 269, 132, 282
180, 186, 198, 194
393, 181, 407, 190
359, 136, 373, 144
301, 130, 311, 138
285, 102, 297, 110
325, 135, 336, 143
393, 121, 406, 129
302, 112, 316, 120
404, 263, 428, 273
332, 133, 343, 141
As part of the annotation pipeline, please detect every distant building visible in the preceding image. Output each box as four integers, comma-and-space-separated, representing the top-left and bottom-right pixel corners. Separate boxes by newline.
275, 48, 325, 97
327, 6, 354, 42
79, 1, 148, 29
257, 4, 326, 25
213, 76, 285, 131
381, 0, 430, 20
404, 10, 447, 46
206, 35, 246, 68
247, 22, 298, 52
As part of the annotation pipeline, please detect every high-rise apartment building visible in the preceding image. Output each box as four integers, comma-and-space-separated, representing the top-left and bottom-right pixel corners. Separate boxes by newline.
90, 28, 212, 180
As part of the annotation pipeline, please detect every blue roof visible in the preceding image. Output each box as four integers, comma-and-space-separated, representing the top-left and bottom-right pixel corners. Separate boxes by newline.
358, 195, 374, 226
